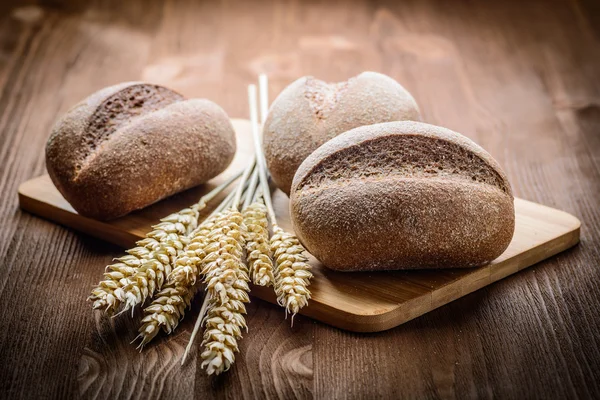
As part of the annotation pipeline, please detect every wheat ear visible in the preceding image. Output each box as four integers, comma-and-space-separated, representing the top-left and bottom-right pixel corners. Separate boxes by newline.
177, 161, 253, 372
250, 80, 313, 321
168, 176, 254, 287
165, 216, 213, 287
271, 224, 312, 320
243, 199, 274, 286
135, 214, 219, 347
192, 158, 254, 374
135, 188, 239, 348
88, 173, 241, 315
240, 164, 274, 287
180, 174, 256, 364
88, 249, 147, 313
135, 282, 196, 347
89, 207, 199, 315
199, 207, 250, 375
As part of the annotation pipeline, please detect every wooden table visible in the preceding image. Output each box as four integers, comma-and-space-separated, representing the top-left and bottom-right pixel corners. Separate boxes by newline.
1, 0, 599, 398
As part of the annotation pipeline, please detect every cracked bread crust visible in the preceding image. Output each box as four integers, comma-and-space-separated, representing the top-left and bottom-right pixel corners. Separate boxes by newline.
290, 121, 515, 271
263, 71, 421, 196
46, 82, 236, 220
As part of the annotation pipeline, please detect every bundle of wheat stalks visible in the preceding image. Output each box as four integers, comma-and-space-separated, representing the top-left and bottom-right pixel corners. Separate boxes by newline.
88, 75, 312, 376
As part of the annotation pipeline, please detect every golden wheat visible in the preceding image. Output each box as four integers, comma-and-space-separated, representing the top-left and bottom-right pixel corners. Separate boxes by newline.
167, 221, 214, 286
120, 207, 202, 314
88, 248, 148, 312
135, 213, 221, 347
271, 225, 313, 319
136, 207, 249, 352
242, 201, 274, 286
88, 207, 201, 314
89, 172, 243, 315
167, 181, 245, 288
247, 81, 313, 320
136, 281, 196, 348
198, 207, 250, 375
200, 295, 248, 375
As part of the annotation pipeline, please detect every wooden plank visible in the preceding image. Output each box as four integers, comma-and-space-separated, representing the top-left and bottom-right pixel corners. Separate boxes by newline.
2, 1, 599, 398
18, 118, 581, 332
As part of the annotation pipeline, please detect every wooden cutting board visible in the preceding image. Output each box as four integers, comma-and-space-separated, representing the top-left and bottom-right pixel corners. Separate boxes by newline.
18, 119, 581, 332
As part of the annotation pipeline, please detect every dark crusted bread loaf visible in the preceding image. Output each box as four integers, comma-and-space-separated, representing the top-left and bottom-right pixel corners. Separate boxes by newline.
290, 121, 515, 271
46, 82, 236, 220
263, 71, 421, 195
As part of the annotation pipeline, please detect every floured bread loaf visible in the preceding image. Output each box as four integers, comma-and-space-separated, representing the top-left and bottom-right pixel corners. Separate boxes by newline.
263, 71, 421, 195
290, 121, 515, 271
46, 82, 236, 220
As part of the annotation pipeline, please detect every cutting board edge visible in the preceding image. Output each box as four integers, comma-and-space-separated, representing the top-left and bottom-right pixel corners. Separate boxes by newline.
293, 224, 581, 333
18, 187, 140, 247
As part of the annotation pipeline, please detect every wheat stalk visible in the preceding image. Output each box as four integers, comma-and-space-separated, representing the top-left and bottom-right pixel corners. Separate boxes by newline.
88, 173, 241, 315
178, 77, 279, 375
243, 199, 274, 286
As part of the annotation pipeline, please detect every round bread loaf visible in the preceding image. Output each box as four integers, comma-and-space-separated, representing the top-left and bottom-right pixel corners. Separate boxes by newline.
290, 121, 515, 271
263, 71, 421, 195
46, 82, 236, 220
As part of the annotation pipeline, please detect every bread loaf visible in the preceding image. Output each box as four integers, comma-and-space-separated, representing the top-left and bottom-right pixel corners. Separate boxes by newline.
46, 82, 236, 220
263, 71, 421, 195
290, 121, 515, 271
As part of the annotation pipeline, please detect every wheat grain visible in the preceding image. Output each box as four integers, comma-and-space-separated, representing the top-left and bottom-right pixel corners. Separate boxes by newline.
271, 225, 313, 319
243, 200, 274, 286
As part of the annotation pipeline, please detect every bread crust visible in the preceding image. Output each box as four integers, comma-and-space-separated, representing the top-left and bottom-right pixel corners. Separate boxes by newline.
290, 121, 515, 271
263, 71, 421, 195
46, 83, 236, 220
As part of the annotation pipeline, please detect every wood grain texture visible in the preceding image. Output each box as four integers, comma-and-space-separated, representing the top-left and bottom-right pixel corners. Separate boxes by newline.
18, 121, 581, 333
1, 0, 599, 399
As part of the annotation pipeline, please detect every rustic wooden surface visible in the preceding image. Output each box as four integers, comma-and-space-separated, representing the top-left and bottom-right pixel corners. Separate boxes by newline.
1, 0, 599, 398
